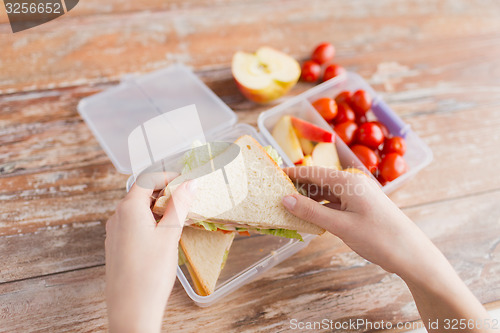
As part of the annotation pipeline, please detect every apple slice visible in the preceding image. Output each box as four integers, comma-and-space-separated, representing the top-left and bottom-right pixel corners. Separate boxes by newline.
232, 47, 301, 104
300, 155, 314, 166
311, 142, 341, 170
291, 116, 333, 143
272, 116, 304, 164
298, 137, 315, 155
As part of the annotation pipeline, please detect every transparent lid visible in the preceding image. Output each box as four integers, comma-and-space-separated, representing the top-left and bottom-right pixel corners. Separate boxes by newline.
77, 64, 237, 174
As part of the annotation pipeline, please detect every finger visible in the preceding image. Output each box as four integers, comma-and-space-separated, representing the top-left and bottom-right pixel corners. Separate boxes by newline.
282, 193, 351, 235
127, 172, 179, 204
157, 179, 198, 233
284, 166, 350, 187
286, 166, 349, 202
297, 182, 341, 204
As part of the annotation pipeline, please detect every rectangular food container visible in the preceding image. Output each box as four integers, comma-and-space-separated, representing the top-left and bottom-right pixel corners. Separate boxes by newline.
77, 65, 431, 307
258, 72, 433, 194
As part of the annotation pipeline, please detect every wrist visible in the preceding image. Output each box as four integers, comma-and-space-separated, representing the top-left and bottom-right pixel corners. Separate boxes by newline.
108, 304, 163, 333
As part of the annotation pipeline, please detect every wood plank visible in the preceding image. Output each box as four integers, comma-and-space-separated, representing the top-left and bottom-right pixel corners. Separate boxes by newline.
1, 0, 500, 93
1, 189, 499, 332
0, 0, 263, 25
0, 220, 105, 284
2, 82, 500, 237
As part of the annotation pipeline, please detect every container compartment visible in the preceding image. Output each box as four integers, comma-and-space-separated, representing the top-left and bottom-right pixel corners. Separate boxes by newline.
258, 72, 433, 193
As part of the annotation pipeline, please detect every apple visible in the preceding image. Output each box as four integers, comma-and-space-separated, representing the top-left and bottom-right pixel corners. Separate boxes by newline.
343, 167, 368, 176
311, 142, 341, 170
232, 47, 301, 104
290, 116, 334, 142
300, 155, 314, 166
272, 116, 304, 164
298, 137, 315, 155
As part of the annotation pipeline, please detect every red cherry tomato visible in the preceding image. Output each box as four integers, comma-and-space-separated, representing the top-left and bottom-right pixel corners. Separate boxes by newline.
373, 121, 390, 139
311, 42, 335, 65
334, 121, 358, 146
355, 122, 385, 149
350, 145, 378, 174
379, 153, 408, 181
356, 114, 368, 126
382, 136, 406, 156
301, 60, 321, 82
312, 97, 338, 121
350, 90, 372, 115
335, 91, 352, 105
323, 64, 345, 82
334, 103, 356, 124
374, 148, 383, 164
376, 174, 388, 186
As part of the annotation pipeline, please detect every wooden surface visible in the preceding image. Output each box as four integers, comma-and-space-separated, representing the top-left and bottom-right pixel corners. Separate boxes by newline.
1, 0, 500, 331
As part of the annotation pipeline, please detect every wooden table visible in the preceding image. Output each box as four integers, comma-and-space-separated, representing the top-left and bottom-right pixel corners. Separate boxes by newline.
1, 0, 500, 331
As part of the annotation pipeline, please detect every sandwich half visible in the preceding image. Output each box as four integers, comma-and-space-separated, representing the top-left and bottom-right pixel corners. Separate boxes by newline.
179, 227, 235, 296
153, 135, 325, 238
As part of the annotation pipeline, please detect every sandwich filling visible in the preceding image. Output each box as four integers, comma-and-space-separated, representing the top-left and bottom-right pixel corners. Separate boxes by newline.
182, 143, 303, 241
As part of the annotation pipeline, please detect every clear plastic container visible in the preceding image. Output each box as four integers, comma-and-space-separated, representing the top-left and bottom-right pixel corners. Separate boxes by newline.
78, 66, 432, 307
78, 65, 317, 307
258, 72, 433, 194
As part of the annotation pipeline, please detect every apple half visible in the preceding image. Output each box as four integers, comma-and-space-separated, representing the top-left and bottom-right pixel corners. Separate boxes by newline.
272, 115, 304, 164
232, 47, 301, 104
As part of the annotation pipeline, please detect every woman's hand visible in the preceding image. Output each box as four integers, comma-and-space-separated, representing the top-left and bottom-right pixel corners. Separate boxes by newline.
281, 166, 436, 278
105, 172, 196, 333
282, 166, 493, 332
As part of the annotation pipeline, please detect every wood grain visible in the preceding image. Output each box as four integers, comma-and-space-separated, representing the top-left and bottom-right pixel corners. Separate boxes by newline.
1, 189, 499, 332
1, 0, 500, 93
1, 0, 500, 331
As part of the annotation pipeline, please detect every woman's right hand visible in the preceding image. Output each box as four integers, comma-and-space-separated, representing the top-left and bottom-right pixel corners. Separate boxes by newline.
281, 166, 445, 281
281, 166, 494, 333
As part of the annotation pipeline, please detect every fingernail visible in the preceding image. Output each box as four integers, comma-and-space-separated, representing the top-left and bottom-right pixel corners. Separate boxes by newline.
187, 179, 197, 194
282, 195, 297, 210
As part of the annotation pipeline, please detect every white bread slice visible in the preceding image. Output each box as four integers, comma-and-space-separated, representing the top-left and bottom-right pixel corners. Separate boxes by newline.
153, 135, 324, 235
180, 227, 234, 295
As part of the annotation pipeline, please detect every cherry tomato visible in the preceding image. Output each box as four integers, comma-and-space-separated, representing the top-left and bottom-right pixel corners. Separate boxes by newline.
350, 90, 372, 115
312, 97, 338, 121
376, 174, 388, 186
323, 64, 345, 82
334, 103, 356, 124
301, 60, 321, 82
355, 122, 385, 149
374, 148, 383, 164
373, 121, 390, 139
350, 145, 378, 174
311, 42, 335, 65
335, 91, 352, 105
381, 136, 406, 156
334, 121, 358, 146
356, 114, 368, 126
379, 153, 407, 181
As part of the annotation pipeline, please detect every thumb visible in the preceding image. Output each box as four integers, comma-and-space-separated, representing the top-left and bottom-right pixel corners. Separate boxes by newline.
157, 179, 197, 233
282, 194, 350, 235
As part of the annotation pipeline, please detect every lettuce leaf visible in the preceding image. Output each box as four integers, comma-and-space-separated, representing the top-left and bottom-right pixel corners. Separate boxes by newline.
178, 247, 187, 266
257, 228, 303, 241
180, 140, 206, 174
263, 145, 283, 167
196, 221, 218, 231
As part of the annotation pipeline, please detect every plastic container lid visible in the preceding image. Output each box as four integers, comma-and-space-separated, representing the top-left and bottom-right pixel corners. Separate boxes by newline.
77, 64, 237, 174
